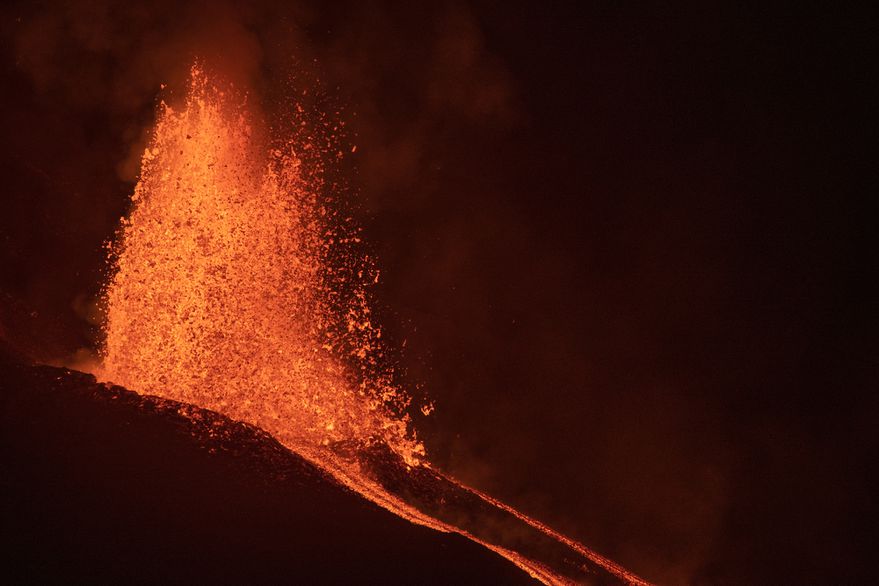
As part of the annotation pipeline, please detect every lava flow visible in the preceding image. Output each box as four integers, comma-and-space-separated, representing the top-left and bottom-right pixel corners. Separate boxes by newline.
98, 65, 649, 586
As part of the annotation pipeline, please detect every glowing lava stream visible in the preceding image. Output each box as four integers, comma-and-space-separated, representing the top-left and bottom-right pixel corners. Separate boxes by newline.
97, 66, 650, 586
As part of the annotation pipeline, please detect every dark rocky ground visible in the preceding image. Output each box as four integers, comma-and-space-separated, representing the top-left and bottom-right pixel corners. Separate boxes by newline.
0, 347, 539, 585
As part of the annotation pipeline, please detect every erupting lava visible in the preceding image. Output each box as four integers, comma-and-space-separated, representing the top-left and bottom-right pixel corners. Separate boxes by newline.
100, 66, 421, 465
98, 65, 649, 586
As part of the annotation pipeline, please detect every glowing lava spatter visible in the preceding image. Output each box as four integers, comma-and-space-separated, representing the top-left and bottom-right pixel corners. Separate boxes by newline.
100, 66, 422, 464
99, 65, 650, 586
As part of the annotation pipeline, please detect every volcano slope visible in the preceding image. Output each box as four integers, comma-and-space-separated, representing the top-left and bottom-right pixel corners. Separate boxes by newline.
0, 351, 538, 585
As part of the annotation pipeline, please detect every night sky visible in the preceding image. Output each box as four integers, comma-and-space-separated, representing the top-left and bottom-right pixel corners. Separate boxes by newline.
1, 2, 875, 584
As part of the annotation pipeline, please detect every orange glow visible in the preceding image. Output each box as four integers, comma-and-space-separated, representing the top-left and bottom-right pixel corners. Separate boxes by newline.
100, 65, 422, 465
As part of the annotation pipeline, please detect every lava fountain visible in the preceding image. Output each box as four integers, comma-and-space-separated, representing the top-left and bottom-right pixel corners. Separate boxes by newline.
101, 66, 421, 464
98, 65, 650, 586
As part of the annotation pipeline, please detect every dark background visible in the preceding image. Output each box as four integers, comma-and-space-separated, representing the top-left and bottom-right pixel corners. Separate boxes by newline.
0, 2, 875, 584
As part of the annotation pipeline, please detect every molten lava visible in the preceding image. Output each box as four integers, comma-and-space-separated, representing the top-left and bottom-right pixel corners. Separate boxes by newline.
98, 65, 650, 586
101, 66, 421, 465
